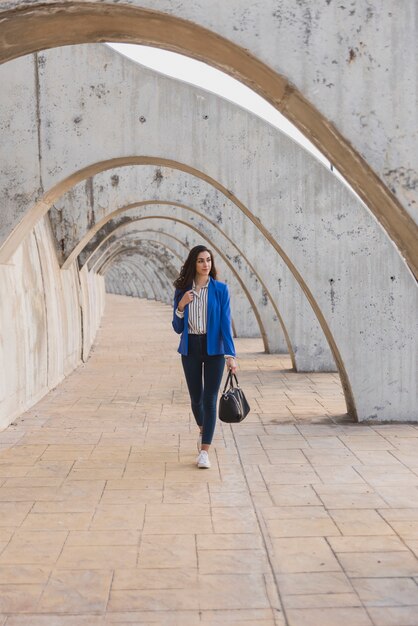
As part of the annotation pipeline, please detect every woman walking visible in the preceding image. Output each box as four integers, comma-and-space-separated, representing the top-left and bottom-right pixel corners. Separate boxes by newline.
172, 245, 237, 469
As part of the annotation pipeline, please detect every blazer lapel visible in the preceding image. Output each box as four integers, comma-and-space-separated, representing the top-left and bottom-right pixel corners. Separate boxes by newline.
207, 277, 215, 326
184, 284, 192, 328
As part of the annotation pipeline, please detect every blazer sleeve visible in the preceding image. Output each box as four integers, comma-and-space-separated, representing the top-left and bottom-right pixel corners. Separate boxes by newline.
220, 284, 236, 357
172, 289, 185, 334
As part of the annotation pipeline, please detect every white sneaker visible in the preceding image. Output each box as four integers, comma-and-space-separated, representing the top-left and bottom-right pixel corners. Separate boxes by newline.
197, 432, 202, 452
197, 450, 211, 469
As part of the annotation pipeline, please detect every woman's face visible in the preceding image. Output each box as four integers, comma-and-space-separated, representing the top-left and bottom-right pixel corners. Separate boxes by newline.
195, 251, 212, 279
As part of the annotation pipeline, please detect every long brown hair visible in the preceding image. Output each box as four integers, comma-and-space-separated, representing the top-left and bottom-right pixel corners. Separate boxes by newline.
173, 245, 217, 290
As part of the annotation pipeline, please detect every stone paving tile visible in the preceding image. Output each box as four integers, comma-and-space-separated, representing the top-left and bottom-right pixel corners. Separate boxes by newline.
0, 586, 45, 613
379, 501, 418, 523
0, 503, 33, 527
37, 570, 113, 613
328, 535, 408, 552
338, 551, 418, 577
275, 571, 354, 595
329, 509, 396, 536
265, 516, 341, 538
20, 511, 93, 531
0, 566, 51, 585
372, 485, 418, 508
138, 534, 197, 569
366, 606, 418, 626
1, 295, 418, 625
286, 606, 373, 625
0, 531, 68, 565
282, 592, 362, 609
112, 567, 198, 590
268, 484, 323, 506
197, 532, 264, 550
272, 537, 342, 573
198, 548, 270, 573
351, 576, 418, 607
0, 467, 29, 478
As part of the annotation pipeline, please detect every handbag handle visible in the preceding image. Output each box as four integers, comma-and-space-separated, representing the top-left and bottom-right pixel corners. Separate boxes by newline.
221, 370, 240, 394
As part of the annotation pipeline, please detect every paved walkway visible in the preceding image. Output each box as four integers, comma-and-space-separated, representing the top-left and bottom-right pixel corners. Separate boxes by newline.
1, 295, 418, 625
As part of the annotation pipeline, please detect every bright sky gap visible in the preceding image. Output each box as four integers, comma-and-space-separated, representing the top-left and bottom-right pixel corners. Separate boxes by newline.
107, 43, 333, 170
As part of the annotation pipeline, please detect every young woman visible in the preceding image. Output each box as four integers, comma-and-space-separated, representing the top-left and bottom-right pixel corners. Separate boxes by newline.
172, 245, 237, 469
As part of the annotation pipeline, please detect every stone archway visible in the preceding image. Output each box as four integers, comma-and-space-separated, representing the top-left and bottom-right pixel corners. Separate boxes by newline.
89, 220, 280, 354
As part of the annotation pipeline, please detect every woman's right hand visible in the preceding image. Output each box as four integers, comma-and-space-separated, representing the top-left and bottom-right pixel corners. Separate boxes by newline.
177, 290, 194, 312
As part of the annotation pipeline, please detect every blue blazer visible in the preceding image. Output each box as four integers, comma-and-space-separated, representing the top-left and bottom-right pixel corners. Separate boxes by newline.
172, 277, 236, 357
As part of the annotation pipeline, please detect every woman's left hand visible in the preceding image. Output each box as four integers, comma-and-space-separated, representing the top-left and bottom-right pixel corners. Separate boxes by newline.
226, 357, 238, 374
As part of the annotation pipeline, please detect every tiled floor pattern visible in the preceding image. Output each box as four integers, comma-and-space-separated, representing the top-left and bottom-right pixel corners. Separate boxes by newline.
0, 294, 418, 625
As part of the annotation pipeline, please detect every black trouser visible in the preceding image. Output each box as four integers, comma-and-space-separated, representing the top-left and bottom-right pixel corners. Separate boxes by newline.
181, 334, 225, 445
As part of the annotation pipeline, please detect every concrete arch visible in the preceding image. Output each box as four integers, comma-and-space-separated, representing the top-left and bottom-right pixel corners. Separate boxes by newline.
105, 260, 153, 300
92, 223, 272, 347
0, 2, 417, 278
100, 239, 179, 303
51, 161, 330, 365
85, 209, 292, 357
103, 243, 176, 302
90, 224, 266, 342
105, 257, 154, 300
104, 253, 162, 301
1, 43, 416, 420
101, 240, 240, 339
102, 236, 183, 302
48, 160, 335, 371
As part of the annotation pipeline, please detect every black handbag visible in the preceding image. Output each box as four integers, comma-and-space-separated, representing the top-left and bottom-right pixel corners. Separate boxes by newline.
218, 371, 250, 423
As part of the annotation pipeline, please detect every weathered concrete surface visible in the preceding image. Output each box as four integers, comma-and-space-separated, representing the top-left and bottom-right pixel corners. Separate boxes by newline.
0, 1, 416, 277
95, 226, 261, 340
0, 43, 417, 420
0, 215, 104, 429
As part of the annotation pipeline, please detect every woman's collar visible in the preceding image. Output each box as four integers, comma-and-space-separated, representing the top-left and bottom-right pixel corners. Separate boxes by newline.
193, 277, 210, 290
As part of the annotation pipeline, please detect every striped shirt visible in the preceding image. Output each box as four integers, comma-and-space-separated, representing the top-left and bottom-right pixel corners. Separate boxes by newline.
188, 280, 209, 334
176, 280, 209, 334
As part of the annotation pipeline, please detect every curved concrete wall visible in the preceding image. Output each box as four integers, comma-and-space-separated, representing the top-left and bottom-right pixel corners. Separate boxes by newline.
0, 215, 105, 429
